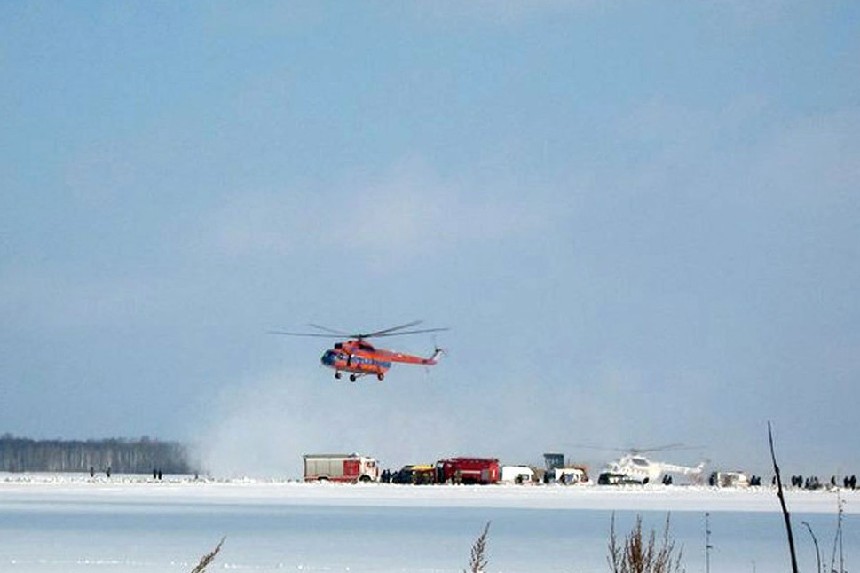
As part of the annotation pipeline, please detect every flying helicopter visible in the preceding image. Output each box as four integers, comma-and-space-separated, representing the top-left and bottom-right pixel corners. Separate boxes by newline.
270, 320, 448, 382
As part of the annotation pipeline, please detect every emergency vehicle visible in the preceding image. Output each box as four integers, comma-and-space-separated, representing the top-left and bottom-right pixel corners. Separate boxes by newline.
436, 457, 500, 484
303, 453, 380, 483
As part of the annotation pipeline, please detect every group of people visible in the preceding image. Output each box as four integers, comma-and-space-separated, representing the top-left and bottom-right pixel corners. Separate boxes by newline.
837, 474, 857, 489
787, 474, 857, 490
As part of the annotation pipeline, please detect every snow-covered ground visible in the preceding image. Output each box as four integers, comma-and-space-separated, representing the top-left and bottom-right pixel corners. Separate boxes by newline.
1, 472, 856, 514
0, 474, 856, 573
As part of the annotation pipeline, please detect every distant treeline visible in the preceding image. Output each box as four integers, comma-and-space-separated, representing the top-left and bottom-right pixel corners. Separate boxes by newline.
0, 434, 199, 474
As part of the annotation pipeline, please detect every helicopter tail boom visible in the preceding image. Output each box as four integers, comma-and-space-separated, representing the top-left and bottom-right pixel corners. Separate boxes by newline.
382, 347, 444, 366
660, 460, 708, 476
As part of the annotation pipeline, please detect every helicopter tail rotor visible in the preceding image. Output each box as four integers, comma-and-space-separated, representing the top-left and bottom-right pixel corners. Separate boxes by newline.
429, 346, 446, 363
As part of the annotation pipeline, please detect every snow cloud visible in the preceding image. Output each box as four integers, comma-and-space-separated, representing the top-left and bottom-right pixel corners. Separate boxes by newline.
197, 367, 471, 479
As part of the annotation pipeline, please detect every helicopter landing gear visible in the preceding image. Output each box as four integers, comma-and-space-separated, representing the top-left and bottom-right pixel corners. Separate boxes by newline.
334, 372, 342, 380
377, 373, 384, 382
349, 374, 357, 382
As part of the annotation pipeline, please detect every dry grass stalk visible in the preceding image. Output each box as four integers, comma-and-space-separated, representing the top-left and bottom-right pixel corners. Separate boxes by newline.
465, 521, 491, 573
801, 521, 822, 573
829, 491, 845, 573
607, 513, 684, 573
190, 537, 225, 573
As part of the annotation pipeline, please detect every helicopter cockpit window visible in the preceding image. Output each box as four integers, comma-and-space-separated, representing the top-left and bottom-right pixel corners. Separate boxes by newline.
633, 458, 648, 467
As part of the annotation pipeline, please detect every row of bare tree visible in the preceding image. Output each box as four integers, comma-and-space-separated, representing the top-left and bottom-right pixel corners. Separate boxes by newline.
0, 434, 197, 474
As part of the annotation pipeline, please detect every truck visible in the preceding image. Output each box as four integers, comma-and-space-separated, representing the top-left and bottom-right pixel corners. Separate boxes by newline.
500, 465, 535, 484
436, 457, 500, 484
303, 453, 380, 483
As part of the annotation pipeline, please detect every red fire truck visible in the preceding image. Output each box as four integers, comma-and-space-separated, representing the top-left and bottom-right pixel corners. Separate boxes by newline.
303, 453, 380, 483
435, 457, 501, 484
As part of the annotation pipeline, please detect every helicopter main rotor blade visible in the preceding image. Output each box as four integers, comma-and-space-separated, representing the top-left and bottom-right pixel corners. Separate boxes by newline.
269, 323, 360, 338
566, 442, 699, 454
269, 320, 449, 339
361, 320, 425, 338
267, 330, 344, 338
307, 323, 351, 336
638, 443, 687, 453
371, 327, 450, 337
565, 444, 629, 452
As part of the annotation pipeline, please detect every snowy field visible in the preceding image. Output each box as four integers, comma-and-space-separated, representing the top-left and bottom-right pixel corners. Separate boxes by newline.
0, 474, 857, 572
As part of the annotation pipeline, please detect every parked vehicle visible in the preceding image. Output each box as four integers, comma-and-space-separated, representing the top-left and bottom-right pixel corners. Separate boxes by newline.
552, 466, 589, 485
542, 453, 589, 484
303, 453, 380, 483
436, 457, 500, 484
500, 465, 535, 484
709, 471, 750, 488
391, 464, 437, 484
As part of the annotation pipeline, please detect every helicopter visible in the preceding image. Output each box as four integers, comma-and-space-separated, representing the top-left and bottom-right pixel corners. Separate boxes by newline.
270, 320, 448, 382
573, 444, 707, 485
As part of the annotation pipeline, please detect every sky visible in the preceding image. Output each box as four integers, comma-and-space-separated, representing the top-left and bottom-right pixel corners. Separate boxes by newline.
1, 1, 858, 479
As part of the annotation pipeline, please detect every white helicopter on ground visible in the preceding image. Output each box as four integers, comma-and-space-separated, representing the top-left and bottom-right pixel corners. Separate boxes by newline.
592, 444, 707, 485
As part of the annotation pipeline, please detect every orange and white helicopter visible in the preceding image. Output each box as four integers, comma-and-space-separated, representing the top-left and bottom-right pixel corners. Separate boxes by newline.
270, 321, 447, 382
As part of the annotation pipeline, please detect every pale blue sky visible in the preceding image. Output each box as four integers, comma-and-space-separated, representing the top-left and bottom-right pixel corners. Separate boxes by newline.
2, 2, 858, 478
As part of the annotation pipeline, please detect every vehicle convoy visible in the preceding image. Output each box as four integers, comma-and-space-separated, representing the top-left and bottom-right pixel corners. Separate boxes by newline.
303, 454, 380, 483
436, 457, 500, 484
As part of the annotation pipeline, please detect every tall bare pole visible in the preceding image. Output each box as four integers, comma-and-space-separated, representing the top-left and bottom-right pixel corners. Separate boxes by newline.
768, 421, 799, 573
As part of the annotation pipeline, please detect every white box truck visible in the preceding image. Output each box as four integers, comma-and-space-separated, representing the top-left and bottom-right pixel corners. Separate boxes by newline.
303, 453, 380, 483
